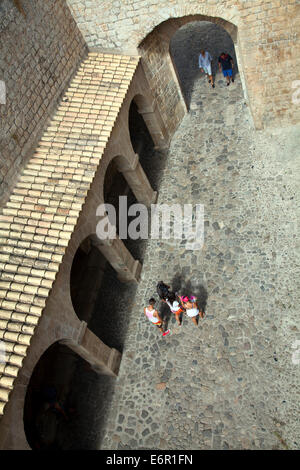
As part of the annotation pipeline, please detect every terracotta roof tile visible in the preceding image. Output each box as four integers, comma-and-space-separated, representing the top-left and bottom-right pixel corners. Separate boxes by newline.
0, 52, 139, 416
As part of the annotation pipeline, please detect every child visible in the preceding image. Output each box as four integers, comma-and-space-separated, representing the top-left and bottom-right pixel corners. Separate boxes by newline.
163, 292, 184, 326
179, 295, 204, 326
144, 298, 170, 336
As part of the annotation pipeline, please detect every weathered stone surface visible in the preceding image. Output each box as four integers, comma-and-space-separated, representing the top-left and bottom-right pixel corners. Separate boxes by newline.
0, 7, 299, 452
66, 0, 300, 129
0, 0, 87, 207
97, 22, 299, 451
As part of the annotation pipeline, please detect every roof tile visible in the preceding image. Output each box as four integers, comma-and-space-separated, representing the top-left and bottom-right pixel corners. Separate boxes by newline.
0, 51, 139, 416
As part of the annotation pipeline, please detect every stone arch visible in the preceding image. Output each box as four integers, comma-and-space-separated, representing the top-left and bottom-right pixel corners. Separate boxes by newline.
0, 328, 84, 450
0, 216, 123, 449
129, 93, 163, 150
70, 236, 108, 324
139, 15, 238, 47
128, 91, 170, 151
22, 334, 114, 450
138, 14, 251, 135
128, 94, 155, 155
127, 95, 167, 196
132, 93, 152, 113
99, 146, 156, 210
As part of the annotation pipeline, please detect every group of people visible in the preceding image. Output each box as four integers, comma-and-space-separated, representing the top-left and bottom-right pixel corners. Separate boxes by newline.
144, 281, 204, 337
198, 49, 235, 88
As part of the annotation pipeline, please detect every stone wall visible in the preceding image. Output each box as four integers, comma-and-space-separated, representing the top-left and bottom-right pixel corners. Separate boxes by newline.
139, 27, 186, 139
0, 0, 87, 207
66, 0, 300, 130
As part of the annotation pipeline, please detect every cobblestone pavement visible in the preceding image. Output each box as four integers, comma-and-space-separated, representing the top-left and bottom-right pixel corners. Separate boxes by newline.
67, 22, 300, 450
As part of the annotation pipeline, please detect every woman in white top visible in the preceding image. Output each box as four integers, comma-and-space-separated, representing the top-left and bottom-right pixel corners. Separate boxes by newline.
144, 298, 170, 337
179, 295, 204, 326
163, 292, 184, 326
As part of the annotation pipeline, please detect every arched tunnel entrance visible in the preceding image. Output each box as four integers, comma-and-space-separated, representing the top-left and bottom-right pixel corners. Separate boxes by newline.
139, 15, 251, 134
169, 21, 239, 110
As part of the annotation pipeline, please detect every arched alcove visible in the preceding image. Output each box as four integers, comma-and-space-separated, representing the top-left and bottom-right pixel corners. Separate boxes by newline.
69, 232, 135, 351
103, 154, 149, 263
103, 158, 130, 235
70, 236, 107, 324
129, 98, 154, 156
23, 341, 86, 449
128, 97, 167, 192
23, 340, 116, 450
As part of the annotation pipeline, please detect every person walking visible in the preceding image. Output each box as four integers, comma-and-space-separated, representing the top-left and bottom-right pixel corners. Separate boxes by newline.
179, 295, 204, 326
163, 292, 184, 327
218, 52, 234, 86
144, 298, 170, 336
199, 49, 215, 88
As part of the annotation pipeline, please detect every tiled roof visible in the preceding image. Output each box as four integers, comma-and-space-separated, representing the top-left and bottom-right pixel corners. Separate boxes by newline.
0, 52, 139, 416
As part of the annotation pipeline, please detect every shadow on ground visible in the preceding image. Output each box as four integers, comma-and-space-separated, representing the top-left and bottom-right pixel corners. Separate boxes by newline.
170, 21, 238, 110
157, 273, 208, 329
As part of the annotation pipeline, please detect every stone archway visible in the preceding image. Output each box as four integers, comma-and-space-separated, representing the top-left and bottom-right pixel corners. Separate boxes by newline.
70, 236, 107, 324
169, 20, 239, 111
138, 14, 252, 135
129, 93, 169, 151
23, 338, 118, 450
23, 340, 85, 449
128, 97, 160, 191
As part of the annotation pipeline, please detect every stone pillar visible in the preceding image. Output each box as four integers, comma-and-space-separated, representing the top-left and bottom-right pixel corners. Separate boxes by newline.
60, 322, 121, 377
91, 234, 142, 283
116, 153, 157, 207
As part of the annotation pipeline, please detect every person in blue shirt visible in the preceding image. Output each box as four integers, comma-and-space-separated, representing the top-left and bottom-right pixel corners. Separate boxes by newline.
199, 49, 215, 88
218, 52, 235, 86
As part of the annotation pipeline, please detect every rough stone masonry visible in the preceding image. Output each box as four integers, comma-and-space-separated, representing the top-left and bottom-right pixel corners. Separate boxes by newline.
66, 0, 300, 130
0, 0, 299, 451
46, 21, 299, 451
0, 0, 87, 207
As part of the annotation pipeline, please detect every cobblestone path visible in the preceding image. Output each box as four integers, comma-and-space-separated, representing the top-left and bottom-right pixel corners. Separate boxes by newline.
65, 22, 300, 450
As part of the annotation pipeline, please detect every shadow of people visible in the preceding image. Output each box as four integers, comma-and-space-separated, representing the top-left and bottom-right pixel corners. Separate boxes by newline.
171, 272, 185, 294
158, 301, 172, 329
171, 272, 208, 314
157, 273, 208, 329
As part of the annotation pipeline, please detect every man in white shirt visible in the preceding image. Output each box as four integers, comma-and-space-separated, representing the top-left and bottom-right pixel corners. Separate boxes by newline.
199, 49, 215, 88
